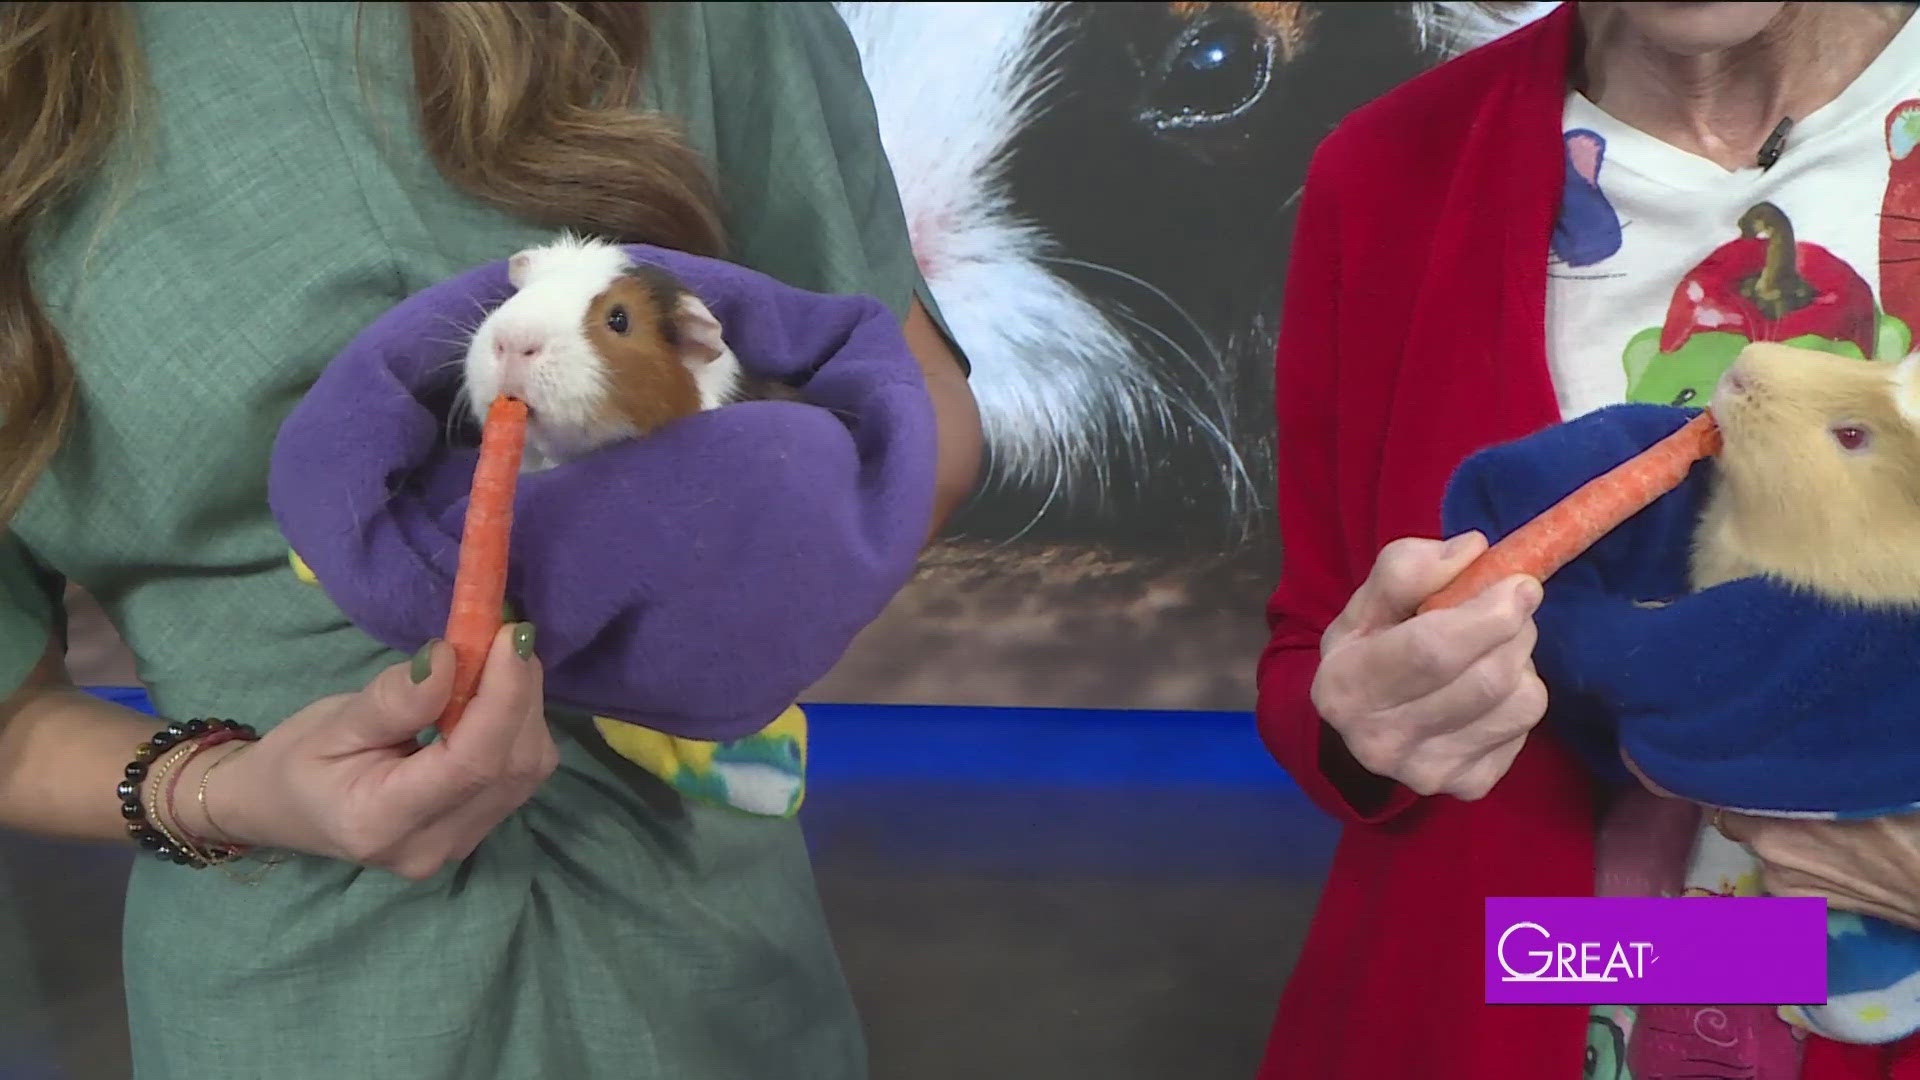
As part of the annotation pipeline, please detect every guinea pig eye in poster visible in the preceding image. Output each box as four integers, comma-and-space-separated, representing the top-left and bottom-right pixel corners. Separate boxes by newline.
811, 1, 1556, 712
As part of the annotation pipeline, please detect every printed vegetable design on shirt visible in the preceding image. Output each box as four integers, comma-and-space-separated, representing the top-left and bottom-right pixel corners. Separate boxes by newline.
1623, 201, 1909, 407
1882, 98, 1920, 338
1553, 128, 1623, 268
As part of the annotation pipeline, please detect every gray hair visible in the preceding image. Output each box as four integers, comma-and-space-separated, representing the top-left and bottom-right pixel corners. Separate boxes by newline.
1404, 0, 1560, 58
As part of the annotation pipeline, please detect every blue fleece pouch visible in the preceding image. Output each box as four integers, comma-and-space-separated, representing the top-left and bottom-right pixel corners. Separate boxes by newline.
1442, 403, 1920, 1044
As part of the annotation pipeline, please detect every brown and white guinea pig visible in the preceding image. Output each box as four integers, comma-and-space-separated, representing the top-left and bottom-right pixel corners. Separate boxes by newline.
463, 233, 797, 472
1689, 341, 1920, 607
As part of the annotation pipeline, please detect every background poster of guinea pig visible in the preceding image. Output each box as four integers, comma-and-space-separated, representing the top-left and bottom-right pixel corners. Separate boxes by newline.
807, 0, 1559, 712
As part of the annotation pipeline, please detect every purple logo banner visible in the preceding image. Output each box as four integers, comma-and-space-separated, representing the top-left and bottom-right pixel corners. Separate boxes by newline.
1485, 897, 1826, 1005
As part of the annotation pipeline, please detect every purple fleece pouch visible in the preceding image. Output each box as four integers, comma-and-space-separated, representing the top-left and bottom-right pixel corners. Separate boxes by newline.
268, 244, 936, 742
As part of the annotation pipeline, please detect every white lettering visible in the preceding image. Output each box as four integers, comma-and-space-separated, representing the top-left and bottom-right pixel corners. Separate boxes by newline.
1601, 942, 1633, 981
1495, 923, 1659, 983
1496, 922, 1553, 981
1556, 941, 1578, 979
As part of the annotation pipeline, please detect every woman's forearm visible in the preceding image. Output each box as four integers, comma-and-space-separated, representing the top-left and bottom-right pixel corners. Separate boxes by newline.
904, 298, 984, 539
0, 639, 164, 843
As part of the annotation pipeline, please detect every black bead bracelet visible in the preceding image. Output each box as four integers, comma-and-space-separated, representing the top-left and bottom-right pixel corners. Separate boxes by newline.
120, 717, 258, 869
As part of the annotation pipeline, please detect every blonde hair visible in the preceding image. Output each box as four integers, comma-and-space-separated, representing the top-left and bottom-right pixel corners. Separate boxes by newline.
0, 2, 722, 525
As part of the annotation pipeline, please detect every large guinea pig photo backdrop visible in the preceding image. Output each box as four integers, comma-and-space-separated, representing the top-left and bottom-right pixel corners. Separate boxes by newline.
810, 0, 1557, 712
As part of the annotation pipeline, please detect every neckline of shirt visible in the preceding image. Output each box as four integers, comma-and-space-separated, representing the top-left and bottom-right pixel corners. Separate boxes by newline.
1562, 8, 1920, 191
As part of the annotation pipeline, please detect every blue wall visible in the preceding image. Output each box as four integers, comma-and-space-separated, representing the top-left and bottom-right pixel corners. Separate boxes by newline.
82, 687, 1294, 792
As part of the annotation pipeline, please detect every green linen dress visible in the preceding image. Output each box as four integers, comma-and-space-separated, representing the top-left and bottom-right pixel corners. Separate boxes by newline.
7, 3, 945, 1076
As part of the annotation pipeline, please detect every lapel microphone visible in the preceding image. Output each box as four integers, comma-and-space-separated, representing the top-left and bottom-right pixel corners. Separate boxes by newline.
1757, 117, 1794, 170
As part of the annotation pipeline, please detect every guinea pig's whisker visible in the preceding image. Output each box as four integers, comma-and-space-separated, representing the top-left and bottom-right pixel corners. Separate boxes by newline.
443, 382, 476, 446
450, 297, 494, 327
1105, 304, 1256, 515
434, 309, 486, 337
1038, 253, 1247, 499
1040, 255, 1212, 360
1003, 454, 1072, 546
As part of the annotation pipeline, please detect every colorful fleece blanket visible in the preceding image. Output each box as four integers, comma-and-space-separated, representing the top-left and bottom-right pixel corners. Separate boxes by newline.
268, 244, 937, 818
1442, 402, 1920, 1046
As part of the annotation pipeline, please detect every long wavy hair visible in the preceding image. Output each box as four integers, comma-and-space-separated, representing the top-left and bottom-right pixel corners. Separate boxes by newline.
0, 2, 723, 525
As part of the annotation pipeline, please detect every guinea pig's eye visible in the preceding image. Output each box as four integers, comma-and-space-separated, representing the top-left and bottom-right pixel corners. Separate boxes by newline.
1139, 8, 1275, 132
1832, 424, 1872, 452
606, 305, 630, 335
1671, 387, 1697, 406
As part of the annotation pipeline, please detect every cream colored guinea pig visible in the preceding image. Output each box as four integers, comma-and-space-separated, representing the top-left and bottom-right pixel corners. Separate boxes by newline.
1691, 341, 1920, 607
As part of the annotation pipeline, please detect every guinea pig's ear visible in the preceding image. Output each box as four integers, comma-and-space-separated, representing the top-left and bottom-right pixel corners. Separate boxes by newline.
1896, 352, 1920, 426
507, 251, 534, 289
671, 294, 728, 367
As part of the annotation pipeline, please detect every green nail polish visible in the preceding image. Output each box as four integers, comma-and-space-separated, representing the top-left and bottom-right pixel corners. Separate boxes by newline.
513, 622, 536, 660
410, 640, 439, 684
502, 598, 519, 623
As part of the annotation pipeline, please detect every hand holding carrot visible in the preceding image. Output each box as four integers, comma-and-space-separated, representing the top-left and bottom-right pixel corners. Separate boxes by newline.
158, 396, 552, 880
1311, 533, 1549, 801
1315, 408, 1721, 801
179, 622, 556, 881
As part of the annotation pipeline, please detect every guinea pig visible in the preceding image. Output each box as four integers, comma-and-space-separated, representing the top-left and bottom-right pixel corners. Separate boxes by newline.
463, 233, 796, 472
1689, 341, 1920, 607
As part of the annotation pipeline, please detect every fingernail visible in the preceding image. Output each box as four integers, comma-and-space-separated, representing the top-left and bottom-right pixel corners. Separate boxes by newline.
512, 622, 536, 660
410, 639, 439, 684
1517, 577, 1544, 610
502, 598, 519, 623
1443, 532, 1477, 557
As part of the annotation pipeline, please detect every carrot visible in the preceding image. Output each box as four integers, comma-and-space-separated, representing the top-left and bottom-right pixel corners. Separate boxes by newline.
436, 394, 529, 735
1417, 410, 1722, 615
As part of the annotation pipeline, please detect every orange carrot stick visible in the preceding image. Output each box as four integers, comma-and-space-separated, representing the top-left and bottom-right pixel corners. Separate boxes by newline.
1417, 410, 1722, 615
436, 394, 529, 735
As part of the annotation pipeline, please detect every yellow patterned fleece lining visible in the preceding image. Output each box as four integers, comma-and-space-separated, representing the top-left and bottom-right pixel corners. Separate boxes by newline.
289, 550, 806, 818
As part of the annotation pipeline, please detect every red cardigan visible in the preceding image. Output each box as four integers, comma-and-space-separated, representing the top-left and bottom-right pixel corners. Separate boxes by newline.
1255, 5, 1610, 1077
1253, 7, 1920, 1079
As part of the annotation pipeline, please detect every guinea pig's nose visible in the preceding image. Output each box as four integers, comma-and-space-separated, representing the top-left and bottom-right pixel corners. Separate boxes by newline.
494, 337, 543, 364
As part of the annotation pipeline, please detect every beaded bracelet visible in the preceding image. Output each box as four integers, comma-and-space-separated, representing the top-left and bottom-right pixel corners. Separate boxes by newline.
119, 718, 258, 869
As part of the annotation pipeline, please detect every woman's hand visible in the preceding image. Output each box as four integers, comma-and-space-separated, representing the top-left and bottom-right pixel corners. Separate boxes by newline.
1625, 752, 1920, 929
1716, 809, 1920, 933
179, 622, 556, 881
1311, 532, 1549, 800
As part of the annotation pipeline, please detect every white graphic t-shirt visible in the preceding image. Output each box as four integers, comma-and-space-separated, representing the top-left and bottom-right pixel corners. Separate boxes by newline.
1541, 12, 1920, 1078
1545, 12, 1920, 423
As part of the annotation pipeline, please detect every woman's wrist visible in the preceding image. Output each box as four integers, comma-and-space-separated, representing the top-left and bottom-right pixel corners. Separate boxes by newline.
166, 738, 256, 848
123, 719, 262, 865
133, 740, 196, 848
